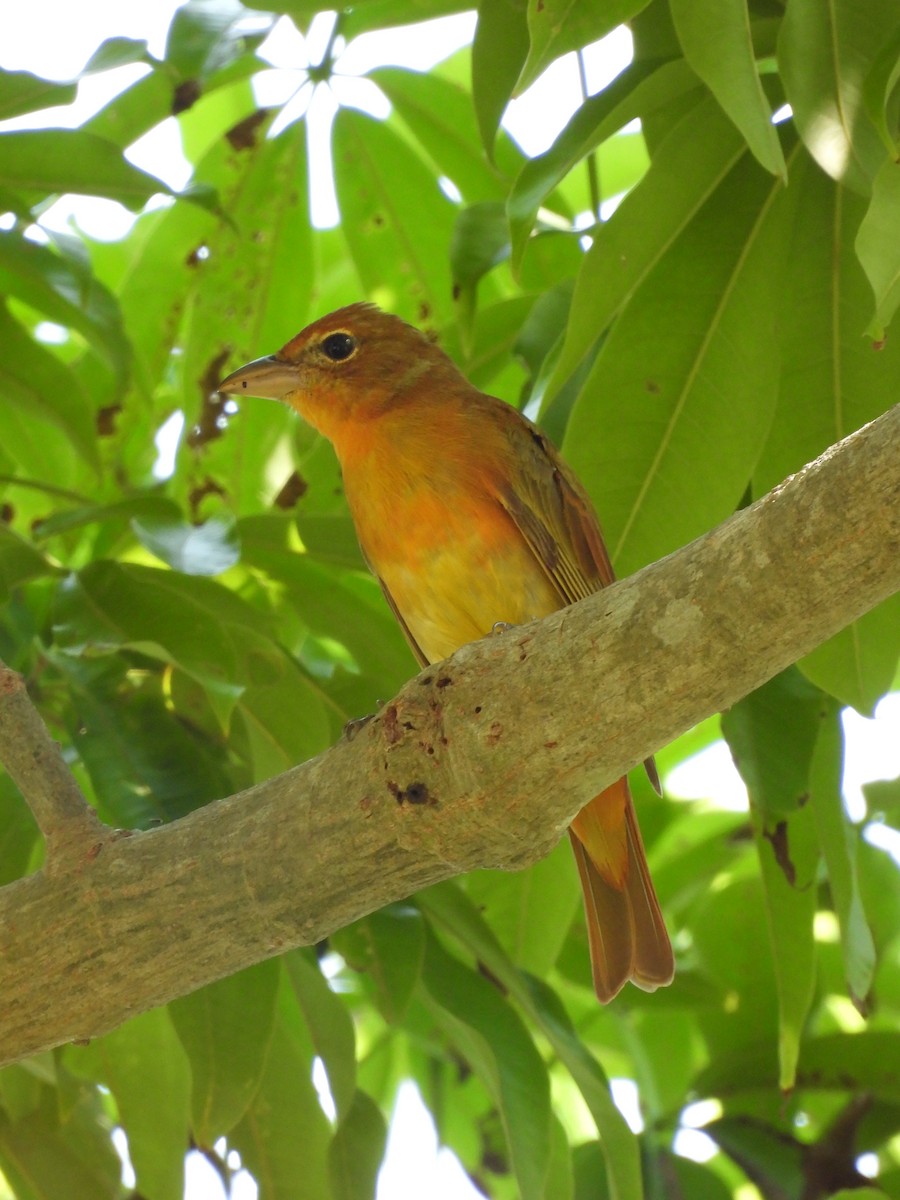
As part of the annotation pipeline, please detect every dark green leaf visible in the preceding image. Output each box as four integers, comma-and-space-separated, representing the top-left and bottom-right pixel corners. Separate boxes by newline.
333, 905, 425, 1024
285, 951, 357, 1121
169, 960, 280, 1144
231, 980, 332, 1200
420, 930, 552, 1200
563, 145, 788, 576
547, 94, 747, 399
0, 303, 99, 472
472, 0, 530, 158
722, 668, 828, 820
328, 1089, 388, 1200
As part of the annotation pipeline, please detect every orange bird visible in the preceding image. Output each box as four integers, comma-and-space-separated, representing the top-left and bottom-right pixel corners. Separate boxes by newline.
219, 303, 673, 1001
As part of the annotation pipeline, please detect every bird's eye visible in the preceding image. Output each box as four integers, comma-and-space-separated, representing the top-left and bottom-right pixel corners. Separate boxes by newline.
320, 332, 357, 362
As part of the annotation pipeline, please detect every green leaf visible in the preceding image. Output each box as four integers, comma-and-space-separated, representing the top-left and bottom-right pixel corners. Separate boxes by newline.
463, 839, 580, 978
778, 0, 893, 192
328, 1089, 388, 1200
231, 981, 332, 1200
169, 960, 280, 1144
563, 145, 787, 575
333, 905, 426, 1024
721, 668, 828, 820
0, 70, 76, 120
420, 930, 552, 1200
332, 108, 457, 325
516, 0, 651, 96
131, 512, 240, 575
0, 525, 58, 603
0, 773, 39, 887
419, 883, 642, 1200
546, 94, 747, 401
66, 1009, 192, 1200
670, 0, 786, 179
371, 66, 522, 203
861, 23, 900, 155
472, 0, 530, 158
808, 706, 876, 1006
856, 156, 900, 337
284, 951, 357, 1121
0, 129, 172, 210
0, 229, 130, 383
508, 58, 699, 270
0, 1085, 122, 1200
750, 800, 819, 1090
0, 303, 99, 473
83, 37, 153, 72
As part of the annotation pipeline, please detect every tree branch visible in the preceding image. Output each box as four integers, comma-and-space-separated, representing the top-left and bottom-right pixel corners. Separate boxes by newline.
0, 665, 106, 864
0, 404, 898, 1067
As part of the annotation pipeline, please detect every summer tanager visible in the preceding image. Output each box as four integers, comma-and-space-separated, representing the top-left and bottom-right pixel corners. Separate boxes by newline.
219, 303, 673, 1001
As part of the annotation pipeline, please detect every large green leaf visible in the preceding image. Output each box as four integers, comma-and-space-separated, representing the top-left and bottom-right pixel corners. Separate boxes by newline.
231, 979, 332, 1200
169, 960, 280, 1145
0, 303, 99, 474
546, 94, 747, 401
420, 883, 643, 1200
284, 951, 357, 1121
563, 145, 787, 575
753, 153, 900, 712
65, 1009, 192, 1200
0, 70, 76, 120
778, 0, 895, 193
0, 129, 172, 210
508, 58, 700, 270
332, 107, 457, 325
420, 931, 552, 1200
670, 0, 785, 178
328, 1089, 388, 1200
472, 0, 530, 158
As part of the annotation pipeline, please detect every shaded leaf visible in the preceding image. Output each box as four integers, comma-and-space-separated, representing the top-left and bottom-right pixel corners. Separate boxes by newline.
65, 1009, 191, 1200
856, 155, 900, 338
328, 1089, 387, 1200
778, 0, 893, 192
131, 512, 240, 575
169, 960, 280, 1144
516, 0, 650, 96
0, 70, 76, 120
671, 0, 786, 178
472, 0, 530, 158
809, 705, 876, 1006
285, 951, 357, 1122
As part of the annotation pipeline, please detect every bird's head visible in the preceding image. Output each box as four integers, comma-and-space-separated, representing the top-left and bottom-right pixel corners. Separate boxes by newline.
218, 303, 461, 441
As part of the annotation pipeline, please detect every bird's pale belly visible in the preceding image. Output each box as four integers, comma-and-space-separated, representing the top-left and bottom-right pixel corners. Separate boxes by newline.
376, 532, 561, 665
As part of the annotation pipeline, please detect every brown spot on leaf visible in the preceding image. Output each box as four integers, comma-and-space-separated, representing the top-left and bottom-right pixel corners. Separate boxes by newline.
188, 477, 226, 523
274, 471, 308, 509
172, 79, 201, 115
763, 820, 795, 884
226, 108, 269, 151
96, 404, 121, 436
188, 348, 233, 450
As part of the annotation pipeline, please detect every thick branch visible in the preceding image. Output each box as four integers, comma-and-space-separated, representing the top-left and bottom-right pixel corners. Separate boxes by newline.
0, 404, 898, 1066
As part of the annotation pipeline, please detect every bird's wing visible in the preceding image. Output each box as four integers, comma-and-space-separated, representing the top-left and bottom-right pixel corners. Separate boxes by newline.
376, 575, 431, 668
494, 416, 616, 605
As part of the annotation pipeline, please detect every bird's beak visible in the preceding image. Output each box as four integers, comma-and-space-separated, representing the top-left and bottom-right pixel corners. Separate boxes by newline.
217, 355, 299, 401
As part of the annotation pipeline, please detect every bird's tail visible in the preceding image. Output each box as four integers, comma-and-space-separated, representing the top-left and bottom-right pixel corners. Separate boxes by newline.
569, 777, 674, 1002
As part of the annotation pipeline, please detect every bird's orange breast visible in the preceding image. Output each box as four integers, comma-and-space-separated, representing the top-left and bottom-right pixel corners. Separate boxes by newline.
333, 406, 560, 664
